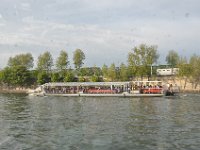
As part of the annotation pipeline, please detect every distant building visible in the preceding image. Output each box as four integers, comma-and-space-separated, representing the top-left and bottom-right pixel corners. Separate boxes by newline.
156, 68, 179, 76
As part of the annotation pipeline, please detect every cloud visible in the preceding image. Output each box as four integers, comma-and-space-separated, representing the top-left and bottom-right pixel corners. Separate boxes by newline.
0, 0, 200, 68
0, 13, 6, 26
20, 2, 31, 11
0, 16, 134, 67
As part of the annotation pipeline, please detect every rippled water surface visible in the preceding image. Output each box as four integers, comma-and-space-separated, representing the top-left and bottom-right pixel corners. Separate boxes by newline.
0, 93, 200, 150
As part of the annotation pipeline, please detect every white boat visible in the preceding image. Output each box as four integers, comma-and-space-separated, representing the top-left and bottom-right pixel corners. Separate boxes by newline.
162, 83, 180, 96
28, 86, 45, 96
28, 81, 174, 97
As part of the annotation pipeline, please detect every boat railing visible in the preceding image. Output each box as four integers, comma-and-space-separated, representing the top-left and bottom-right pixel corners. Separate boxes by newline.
140, 87, 163, 94
86, 89, 116, 94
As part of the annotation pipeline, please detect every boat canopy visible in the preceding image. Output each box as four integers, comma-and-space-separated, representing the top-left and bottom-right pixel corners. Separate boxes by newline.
131, 81, 162, 85
43, 82, 130, 87
42, 81, 163, 87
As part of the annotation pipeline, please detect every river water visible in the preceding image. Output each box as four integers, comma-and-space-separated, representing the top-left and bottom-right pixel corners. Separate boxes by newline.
0, 94, 200, 150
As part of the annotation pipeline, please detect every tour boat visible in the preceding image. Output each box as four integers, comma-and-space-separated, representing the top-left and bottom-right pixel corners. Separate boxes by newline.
28, 81, 178, 97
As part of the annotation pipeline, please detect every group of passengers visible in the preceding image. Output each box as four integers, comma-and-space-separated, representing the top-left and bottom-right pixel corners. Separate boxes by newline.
43, 84, 163, 94
43, 86, 126, 94
132, 84, 162, 89
43, 86, 78, 94
132, 84, 163, 94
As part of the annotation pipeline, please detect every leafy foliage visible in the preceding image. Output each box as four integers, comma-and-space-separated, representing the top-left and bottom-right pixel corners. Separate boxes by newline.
102, 64, 108, 78
119, 63, 129, 81
64, 71, 75, 82
166, 50, 179, 67
51, 72, 61, 82
56, 50, 69, 72
107, 63, 117, 81
8, 53, 34, 69
91, 75, 102, 82
1, 66, 32, 87
128, 44, 159, 78
1, 44, 200, 89
37, 51, 53, 72
73, 49, 85, 69
78, 76, 86, 82
189, 55, 200, 88
37, 71, 50, 85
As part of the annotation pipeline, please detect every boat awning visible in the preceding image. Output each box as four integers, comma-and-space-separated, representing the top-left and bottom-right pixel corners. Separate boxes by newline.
43, 82, 130, 87
130, 81, 162, 85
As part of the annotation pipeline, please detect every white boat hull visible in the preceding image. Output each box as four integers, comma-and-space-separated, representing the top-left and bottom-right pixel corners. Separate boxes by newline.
41, 93, 164, 97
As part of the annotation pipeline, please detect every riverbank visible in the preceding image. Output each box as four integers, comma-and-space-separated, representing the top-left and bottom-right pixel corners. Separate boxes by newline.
180, 89, 200, 93
0, 77, 200, 94
157, 76, 200, 93
0, 87, 29, 94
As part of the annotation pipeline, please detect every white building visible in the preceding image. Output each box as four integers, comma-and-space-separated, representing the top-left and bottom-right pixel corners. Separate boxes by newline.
156, 68, 179, 76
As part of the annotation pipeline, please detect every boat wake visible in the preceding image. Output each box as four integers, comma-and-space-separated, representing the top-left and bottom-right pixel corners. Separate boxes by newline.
0, 136, 12, 146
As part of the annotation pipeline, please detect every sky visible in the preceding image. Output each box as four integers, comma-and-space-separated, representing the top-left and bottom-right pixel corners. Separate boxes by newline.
0, 0, 200, 68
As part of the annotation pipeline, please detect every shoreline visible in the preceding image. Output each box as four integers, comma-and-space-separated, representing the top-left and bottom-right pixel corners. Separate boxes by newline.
0, 86, 200, 95
158, 77, 200, 94
0, 88, 29, 94
0, 77, 200, 94
180, 89, 200, 94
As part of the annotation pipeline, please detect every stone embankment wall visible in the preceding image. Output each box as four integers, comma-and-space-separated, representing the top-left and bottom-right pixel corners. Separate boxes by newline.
157, 76, 200, 93
0, 87, 29, 94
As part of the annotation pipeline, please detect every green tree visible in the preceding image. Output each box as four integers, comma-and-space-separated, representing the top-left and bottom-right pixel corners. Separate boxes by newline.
102, 64, 108, 79
108, 63, 117, 81
0, 67, 12, 86
7, 53, 34, 69
177, 57, 191, 89
79, 68, 89, 76
37, 71, 50, 85
1, 66, 32, 87
92, 65, 102, 76
56, 50, 69, 72
78, 76, 86, 82
91, 75, 101, 82
73, 49, 85, 69
128, 44, 159, 79
189, 54, 200, 89
0, 70, 4, 85
13, 66, 31, 87
64, 71, 75, 82
119, 63, 128, 81
29, 70, 38, 86
166, 50, 179, 67
51, 72, 60, 82
127, 52, 137, 76
37, 51, 53, 72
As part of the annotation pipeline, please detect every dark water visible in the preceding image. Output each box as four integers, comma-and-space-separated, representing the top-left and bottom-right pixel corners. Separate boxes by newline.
0, 94, 200, 150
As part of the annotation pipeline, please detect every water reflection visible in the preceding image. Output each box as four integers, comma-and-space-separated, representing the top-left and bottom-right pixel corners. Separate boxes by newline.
127, 96, 200, 149
0, 94, 200, 149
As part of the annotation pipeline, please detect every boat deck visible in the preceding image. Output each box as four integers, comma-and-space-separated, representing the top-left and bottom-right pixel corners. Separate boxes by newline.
44, 93, 164, 97
30, 81, 168, 97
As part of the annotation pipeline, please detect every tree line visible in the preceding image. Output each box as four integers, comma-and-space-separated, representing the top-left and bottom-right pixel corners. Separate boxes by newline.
0, 44, 199, 89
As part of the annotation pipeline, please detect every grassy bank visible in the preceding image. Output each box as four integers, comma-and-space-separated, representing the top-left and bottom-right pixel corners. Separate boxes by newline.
0, 87, 29, 94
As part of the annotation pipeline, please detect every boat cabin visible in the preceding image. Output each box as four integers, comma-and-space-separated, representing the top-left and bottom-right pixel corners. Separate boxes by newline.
42, 82, 130, 94
42, 81, 163, 95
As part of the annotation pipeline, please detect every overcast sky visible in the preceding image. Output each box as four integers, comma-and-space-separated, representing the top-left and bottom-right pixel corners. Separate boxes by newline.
0, 0, 200, 68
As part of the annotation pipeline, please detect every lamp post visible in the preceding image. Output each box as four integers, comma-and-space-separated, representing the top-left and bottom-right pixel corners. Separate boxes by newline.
147, 64, 153, 81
